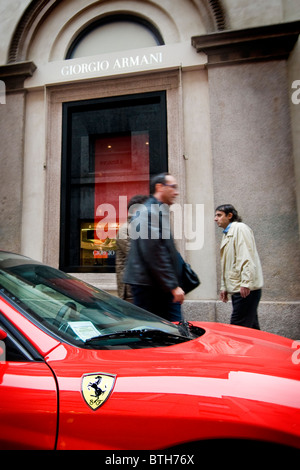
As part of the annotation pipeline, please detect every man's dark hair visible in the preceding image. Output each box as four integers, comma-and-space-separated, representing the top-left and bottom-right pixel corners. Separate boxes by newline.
149, 173, 169, 195
215, 204, 242, 222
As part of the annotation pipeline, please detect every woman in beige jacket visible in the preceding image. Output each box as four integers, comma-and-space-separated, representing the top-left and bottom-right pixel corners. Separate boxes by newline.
215, 204, 263, 329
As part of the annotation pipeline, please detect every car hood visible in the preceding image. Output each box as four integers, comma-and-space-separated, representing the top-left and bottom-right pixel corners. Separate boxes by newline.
46, 321, 300, 449
48, 321, 300, 384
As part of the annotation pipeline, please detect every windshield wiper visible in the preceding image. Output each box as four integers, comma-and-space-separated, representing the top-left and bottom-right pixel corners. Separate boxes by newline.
85, 328, 188, 345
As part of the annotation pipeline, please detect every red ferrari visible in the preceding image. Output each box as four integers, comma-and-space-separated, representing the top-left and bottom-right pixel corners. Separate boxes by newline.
0, 251, 299, 453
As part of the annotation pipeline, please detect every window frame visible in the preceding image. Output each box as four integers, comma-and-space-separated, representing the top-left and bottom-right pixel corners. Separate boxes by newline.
66, 14, 164, 59
60, 91, 168, 273
0, 313, 43, 362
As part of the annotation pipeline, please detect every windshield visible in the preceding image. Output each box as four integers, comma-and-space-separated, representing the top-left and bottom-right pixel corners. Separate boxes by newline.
0, 252, 204, 349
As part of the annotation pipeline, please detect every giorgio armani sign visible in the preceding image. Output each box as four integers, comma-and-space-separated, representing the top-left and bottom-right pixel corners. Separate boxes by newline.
61, 51, 163, 76
25, 42, 206, 88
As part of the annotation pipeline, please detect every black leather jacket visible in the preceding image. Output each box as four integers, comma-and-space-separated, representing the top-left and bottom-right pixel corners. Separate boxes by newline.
123, 196, 181, 292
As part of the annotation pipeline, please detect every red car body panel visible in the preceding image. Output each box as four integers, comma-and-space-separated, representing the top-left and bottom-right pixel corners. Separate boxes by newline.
1, 296, 299, 450
0, 361, 57, 449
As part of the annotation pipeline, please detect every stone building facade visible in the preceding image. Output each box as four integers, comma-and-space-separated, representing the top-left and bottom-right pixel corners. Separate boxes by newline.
0, 0, 299, 337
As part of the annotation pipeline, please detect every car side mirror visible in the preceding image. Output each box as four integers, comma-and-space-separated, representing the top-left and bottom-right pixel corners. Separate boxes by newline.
0, 329, 7, 341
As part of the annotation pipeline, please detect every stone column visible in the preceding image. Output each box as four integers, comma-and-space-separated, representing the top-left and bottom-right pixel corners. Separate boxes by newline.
0, 62, 36, 253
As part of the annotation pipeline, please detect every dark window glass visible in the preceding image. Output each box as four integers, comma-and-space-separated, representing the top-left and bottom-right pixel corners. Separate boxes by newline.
60, 92, 168, 272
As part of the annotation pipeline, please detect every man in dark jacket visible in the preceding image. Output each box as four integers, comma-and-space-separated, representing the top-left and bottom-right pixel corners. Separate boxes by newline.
123, 173, 184, 321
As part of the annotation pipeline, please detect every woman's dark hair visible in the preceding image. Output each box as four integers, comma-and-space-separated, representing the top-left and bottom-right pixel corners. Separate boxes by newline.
128, 194, 148, 210
215, 204, 242, 222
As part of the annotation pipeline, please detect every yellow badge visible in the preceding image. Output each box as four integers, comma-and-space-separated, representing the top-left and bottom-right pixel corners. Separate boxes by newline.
81, 373, 116, 410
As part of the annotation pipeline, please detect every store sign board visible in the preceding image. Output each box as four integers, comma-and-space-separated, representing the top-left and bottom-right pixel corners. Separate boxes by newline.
25, 42, 207, 88
60, 51, 163, 77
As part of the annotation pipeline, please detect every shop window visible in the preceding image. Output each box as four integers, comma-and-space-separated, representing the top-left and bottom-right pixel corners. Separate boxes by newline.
66, 15, 164, 58
60, 92, 168, 273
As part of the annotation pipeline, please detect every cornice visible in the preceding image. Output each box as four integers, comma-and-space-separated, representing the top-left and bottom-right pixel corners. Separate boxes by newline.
191, 21, 300, 66
0, 61, 37, 91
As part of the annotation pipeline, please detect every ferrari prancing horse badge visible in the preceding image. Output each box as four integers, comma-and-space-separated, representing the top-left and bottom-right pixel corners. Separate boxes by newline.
81, 373, 116, 410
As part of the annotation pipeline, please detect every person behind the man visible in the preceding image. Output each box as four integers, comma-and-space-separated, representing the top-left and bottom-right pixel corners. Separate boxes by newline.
123, 173, 184, 321
214, 204, 263, 329
116, 194, 148, 302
